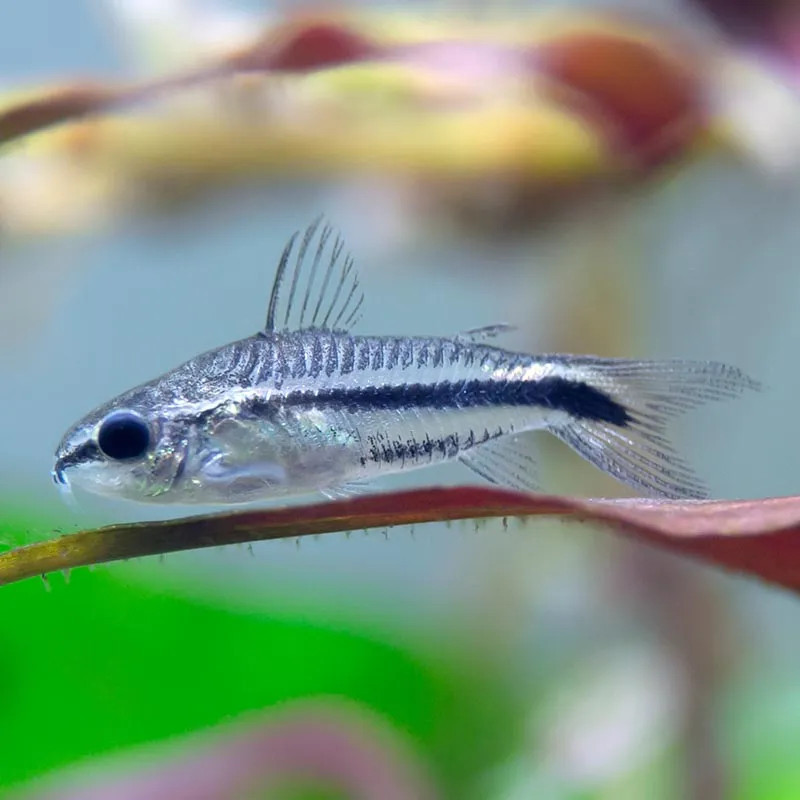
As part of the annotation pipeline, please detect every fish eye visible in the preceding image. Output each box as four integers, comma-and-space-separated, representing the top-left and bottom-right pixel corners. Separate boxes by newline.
97, 411, 151, 461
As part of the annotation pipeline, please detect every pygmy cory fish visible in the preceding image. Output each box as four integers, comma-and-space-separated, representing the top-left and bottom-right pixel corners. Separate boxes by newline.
53, 218, 758, 504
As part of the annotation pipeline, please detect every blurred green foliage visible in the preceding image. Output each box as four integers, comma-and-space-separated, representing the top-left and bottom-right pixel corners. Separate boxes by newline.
0, 509, 524, 797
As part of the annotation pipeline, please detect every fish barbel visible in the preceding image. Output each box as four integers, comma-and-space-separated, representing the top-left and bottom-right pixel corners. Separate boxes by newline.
53, 218, 759, 504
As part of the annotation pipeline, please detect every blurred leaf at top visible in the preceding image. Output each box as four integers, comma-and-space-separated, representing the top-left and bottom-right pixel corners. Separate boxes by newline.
2, 3, 800, 240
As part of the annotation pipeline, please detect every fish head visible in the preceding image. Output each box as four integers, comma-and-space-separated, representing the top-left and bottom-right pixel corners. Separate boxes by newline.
53, 383, 191, 503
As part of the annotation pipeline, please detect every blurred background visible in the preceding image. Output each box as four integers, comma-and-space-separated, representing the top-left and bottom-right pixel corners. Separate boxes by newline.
2, 0, 800, 797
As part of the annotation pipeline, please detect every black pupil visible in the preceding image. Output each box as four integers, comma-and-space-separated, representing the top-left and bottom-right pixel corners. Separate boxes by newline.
97, 413, 150, 460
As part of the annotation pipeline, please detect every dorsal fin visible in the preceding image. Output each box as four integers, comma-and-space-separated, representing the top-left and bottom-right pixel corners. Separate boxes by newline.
264, 217, 365, 333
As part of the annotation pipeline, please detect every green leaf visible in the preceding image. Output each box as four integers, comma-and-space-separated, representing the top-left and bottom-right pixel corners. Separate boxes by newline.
0, 568, 521, 796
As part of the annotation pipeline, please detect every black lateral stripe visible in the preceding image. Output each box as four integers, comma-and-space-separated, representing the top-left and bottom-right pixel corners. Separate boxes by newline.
259, 376, 631, 426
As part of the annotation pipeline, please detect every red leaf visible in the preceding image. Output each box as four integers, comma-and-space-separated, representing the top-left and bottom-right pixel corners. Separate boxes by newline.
2, 487, 800, 592
231, 20, 381, 72
535, 32, 705, 166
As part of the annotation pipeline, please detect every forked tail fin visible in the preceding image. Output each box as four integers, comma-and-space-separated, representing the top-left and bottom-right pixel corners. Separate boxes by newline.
546, 358, 760, 499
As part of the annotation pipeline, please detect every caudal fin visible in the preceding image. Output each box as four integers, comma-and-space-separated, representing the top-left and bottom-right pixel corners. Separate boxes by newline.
546, 359, 760, 499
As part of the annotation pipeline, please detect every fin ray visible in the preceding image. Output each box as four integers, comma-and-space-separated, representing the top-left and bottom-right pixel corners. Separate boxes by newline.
264, 216, 365, 334
303, 222, 333, 328
457, 324, 517, 344
321, 481, 370, 500
546, 359, 760, 499
460, 436, 539, 493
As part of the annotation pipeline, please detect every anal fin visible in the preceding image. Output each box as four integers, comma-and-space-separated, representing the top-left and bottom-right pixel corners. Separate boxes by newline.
459, 435, 539, 493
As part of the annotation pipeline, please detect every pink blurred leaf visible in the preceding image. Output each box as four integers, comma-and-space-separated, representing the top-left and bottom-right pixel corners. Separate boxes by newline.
693, 0, 800, 69
16, 700, 438, 800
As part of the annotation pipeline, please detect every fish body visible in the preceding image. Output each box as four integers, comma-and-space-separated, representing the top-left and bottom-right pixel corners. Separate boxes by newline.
53, 219, 758, 504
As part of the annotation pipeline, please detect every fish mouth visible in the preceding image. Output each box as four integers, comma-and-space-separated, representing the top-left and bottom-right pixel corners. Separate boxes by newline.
52, 464, 68, 486
52, 441, 102, 484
